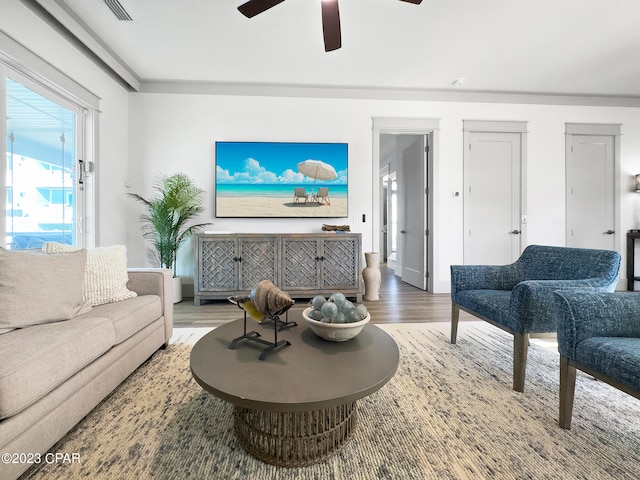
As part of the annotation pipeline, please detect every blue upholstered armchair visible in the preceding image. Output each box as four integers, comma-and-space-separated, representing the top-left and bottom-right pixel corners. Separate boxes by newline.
554, 291, 640, 429
450, 245, 621, 392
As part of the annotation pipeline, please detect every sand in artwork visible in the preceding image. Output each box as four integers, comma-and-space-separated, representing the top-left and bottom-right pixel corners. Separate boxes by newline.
216, 195, 348, 218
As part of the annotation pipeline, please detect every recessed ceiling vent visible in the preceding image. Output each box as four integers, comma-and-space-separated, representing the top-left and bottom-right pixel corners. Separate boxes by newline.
104, 0, 132, 21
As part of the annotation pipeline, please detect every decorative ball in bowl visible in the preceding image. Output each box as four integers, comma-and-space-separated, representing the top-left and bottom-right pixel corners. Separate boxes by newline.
302, 307, 370, 342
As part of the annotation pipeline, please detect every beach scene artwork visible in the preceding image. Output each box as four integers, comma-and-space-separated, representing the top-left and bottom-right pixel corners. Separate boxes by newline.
215, 142, 348, 218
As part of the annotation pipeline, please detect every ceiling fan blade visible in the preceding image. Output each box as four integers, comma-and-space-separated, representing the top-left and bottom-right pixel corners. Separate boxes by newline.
321, 0, 341, 52
399, 0, 423, 4
238, 0, 286, 18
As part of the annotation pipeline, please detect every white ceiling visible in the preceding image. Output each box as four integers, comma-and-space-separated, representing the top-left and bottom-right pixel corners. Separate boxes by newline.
41, 0, 640, 99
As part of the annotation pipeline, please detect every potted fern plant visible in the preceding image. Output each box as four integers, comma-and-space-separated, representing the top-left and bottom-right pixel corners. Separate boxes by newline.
127, 173, 211, 302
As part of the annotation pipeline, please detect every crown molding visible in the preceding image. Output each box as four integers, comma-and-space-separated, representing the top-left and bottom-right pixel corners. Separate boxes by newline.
25, 0, 140, 91
21, 0, 640, 107
138, 80, 640, 108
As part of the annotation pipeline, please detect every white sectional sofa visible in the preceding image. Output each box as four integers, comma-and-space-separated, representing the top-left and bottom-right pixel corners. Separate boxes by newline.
0, 246, 173, 480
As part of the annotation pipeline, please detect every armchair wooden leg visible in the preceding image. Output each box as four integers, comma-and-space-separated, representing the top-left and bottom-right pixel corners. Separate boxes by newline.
559, 356, 577, 429
513, 333, 529, 392
451, 303, 460, 344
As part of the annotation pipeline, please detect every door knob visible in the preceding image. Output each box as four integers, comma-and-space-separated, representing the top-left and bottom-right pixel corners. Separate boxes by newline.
510, 230, 521, 235
400, 230, 407, 234
605, 230, 615, 235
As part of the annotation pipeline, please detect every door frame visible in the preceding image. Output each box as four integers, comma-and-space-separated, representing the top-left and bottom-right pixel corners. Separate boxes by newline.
372, 117, 440, 292
462, 120, 528, 263
565, 122, 621, 253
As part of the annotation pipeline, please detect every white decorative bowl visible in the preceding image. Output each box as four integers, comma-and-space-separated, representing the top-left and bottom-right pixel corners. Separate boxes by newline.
302, 307, 370, 342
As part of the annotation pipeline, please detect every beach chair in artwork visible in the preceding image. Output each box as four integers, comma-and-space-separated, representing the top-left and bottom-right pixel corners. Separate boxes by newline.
293, 187, 308, 204
313, 187, 331, 205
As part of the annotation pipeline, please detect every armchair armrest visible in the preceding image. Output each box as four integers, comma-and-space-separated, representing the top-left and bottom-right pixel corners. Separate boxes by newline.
510, 279, 608, 333
450, 264, 520, 302
554, 291, 640, 360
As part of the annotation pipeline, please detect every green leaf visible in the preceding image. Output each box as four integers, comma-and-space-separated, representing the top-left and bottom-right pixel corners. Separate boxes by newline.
126, 173, 212, 276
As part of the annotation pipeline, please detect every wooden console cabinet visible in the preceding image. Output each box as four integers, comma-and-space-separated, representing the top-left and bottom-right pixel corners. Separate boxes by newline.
194, 233, 362, 305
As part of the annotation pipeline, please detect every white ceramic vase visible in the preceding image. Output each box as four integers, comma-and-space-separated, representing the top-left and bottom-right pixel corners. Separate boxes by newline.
362, 252, 381, 301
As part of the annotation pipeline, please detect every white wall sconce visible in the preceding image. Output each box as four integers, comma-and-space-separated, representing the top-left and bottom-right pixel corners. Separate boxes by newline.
636, 174, 640, 192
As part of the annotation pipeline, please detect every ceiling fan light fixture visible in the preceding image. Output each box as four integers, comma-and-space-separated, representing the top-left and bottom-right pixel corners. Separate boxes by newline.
238, 0, 285, 18
238, 0, 422, 52
321, 0, 341, 52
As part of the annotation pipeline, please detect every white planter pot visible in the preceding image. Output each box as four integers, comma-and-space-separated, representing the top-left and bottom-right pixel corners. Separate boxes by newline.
173, 275, 182, 304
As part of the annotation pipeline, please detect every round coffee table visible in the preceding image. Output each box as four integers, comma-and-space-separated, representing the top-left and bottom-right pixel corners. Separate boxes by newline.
190, 311, 399, 467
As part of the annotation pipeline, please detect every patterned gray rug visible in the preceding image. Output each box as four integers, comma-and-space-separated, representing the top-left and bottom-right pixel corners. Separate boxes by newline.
20, 322, 640, 480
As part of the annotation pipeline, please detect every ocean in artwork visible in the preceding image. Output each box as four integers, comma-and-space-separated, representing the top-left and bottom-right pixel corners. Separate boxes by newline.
216, 184, 347, 198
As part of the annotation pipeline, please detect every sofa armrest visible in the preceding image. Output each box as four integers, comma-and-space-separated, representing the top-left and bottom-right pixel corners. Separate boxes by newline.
554, 291, 640, 359
450, 264, 520, 302
127, 268, 173, 342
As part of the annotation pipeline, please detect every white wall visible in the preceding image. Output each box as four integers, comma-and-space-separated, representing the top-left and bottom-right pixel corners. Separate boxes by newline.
0, 2, 131, 248
128, 93, 640, 293
126, 93, 374, 285
5, 2, 640, 295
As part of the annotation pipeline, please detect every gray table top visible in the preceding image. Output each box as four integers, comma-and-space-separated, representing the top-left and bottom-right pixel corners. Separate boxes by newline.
190, 311, 399, 412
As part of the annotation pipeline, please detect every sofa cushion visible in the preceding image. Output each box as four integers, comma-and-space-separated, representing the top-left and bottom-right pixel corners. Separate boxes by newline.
575, 337, 640, 392
43, 243, 137, 306
0, 248, 91, 335
86, 295, 162, 345
0, 315, 115, 419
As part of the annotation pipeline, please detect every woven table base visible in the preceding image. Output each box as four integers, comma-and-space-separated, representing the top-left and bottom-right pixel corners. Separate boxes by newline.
234, 402, 357, 467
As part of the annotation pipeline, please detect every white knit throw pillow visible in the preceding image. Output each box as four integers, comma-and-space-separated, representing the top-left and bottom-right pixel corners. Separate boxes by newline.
43, 243, 137, 306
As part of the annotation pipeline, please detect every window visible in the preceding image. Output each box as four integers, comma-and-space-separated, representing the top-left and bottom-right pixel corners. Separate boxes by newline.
1, 39, 98, 250
5, 77, 81, 249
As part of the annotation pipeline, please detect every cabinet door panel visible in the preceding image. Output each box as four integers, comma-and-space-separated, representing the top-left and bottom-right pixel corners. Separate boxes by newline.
239, 238, 278, 290
200, 239, 238, 291
322, 238, 358, 288
281, 238, 320, 289
195, 233, 362, 304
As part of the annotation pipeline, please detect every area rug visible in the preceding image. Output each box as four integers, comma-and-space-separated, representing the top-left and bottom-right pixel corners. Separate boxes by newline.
20, 322, 640, 480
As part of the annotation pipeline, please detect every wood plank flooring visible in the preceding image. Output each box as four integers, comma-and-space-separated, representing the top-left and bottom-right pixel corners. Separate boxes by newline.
173, 266, 476, 328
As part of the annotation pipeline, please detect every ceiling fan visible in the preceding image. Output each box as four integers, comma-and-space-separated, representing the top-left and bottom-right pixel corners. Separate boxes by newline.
238, 0, 423, 52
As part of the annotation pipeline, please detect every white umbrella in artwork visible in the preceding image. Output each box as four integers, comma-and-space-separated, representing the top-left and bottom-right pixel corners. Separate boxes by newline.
297, 159, 338, 193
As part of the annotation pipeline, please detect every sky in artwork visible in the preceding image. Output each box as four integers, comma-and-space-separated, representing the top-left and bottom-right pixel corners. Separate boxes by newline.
215, 142, 348, 185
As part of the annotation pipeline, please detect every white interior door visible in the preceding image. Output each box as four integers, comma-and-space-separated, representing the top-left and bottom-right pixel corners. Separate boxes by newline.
566, 134, 615, 250
401, 136, 427, 289
464, 131, 522, 265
